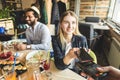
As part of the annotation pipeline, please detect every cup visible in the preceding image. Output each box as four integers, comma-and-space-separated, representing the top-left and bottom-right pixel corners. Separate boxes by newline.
0, 42, 2, 52
0, 27, 5, 34
5, 72, 17, 80
43, 51, 51, 70
26, 59, 40, 80
99, 22, 103, 26
43, 51, 52, 79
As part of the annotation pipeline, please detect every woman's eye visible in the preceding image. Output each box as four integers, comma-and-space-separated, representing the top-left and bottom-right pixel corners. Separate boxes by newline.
72, 21, 76, 24
63, 21, 68, 24
64, 21, 68, 23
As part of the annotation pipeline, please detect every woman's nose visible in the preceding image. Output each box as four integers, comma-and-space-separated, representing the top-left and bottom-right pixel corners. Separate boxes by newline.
69, 23, 72, 28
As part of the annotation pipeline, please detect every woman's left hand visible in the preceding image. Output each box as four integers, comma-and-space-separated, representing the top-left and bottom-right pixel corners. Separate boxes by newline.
67, 48, 80, 59
63, 48, 80, 65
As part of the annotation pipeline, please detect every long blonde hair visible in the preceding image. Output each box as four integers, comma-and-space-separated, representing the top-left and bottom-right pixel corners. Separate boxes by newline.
58, 10, 82, 49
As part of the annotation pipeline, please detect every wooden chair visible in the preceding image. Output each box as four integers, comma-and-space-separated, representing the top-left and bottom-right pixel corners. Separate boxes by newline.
79, 23, 94, 49
79, 22, 103, 50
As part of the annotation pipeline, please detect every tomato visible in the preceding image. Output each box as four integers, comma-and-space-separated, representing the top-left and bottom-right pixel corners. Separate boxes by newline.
9, 56, 14, 61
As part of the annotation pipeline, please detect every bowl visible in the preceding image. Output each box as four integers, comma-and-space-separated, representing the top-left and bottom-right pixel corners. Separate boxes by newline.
0, 51, 12, 60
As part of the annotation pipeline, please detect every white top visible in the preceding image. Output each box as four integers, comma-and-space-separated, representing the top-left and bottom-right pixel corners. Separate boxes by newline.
65, 42, 76, 69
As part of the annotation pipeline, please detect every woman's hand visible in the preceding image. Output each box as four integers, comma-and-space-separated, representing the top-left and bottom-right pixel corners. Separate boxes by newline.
80, 72, 94, 80
67, 48, 80, 59
63, 48, 79, 65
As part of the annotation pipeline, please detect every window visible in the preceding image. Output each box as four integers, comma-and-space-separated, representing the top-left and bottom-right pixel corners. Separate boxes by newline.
112, 0, 120, 23
108, 0, 120, 23
107, 0, 120, 34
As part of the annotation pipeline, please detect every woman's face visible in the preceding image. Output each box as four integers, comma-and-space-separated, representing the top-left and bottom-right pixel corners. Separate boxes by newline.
61, 14, 77, 35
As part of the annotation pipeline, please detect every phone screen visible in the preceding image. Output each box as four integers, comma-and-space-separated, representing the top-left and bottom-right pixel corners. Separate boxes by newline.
79, 48, 93, 62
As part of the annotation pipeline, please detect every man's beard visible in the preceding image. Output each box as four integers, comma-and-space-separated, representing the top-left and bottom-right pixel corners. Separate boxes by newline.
26, 20, 36, 26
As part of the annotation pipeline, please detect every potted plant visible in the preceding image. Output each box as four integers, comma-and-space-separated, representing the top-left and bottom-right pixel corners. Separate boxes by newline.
0, 6, 15, 20
0, 6, 16, 35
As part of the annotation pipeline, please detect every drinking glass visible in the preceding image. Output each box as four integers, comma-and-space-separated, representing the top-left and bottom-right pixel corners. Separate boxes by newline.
5, 71, 17, 80
26, 59, 40, 80
0, 42, 2, 52
43, 51, 52, 78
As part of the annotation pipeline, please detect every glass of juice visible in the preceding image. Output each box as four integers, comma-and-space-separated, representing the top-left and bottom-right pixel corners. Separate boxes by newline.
43, 51, 52, 78
26, 59, 40, 80
5, 72, 17, 80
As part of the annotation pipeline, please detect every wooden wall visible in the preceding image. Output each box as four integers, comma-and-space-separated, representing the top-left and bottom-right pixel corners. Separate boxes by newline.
22, 0, 35, 9
69, 0, 110, 20
22, 0, 69, 9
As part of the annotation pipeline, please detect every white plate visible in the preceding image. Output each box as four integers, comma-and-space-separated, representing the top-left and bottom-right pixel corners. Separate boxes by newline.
26, 50, 47, 61
3, 39, 27, 45
26, 50, 38, 60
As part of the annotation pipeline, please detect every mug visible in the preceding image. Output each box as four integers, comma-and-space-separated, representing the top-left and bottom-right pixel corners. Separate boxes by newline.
0, 27, 5, 34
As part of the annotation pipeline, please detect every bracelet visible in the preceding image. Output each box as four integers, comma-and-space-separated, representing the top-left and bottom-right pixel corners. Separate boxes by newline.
26, 45, 31, 49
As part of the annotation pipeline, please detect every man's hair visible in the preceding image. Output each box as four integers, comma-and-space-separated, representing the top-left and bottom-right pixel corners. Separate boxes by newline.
25, 6, 40, 19
24, 8, 40, 19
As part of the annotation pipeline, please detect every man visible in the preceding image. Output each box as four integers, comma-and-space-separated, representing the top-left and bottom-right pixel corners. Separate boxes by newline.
97, 66, 120, 80
16, 6, 51, 50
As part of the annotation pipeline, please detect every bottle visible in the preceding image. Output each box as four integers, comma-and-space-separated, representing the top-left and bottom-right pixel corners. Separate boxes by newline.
0, 42, 3, 52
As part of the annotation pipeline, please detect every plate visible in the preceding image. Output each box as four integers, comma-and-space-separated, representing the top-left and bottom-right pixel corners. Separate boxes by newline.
26, 50, 47, 61
3, 39, 27, 47
2, 61, 27, 76
26, 50, 38, 60
3, 39, 20, 45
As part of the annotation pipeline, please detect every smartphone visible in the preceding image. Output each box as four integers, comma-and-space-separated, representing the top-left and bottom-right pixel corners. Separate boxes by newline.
79, 48, 93, 62
75, 48, 108, 79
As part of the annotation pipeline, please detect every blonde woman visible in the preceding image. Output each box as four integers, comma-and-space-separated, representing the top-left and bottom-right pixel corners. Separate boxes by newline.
52, 10, 88, 72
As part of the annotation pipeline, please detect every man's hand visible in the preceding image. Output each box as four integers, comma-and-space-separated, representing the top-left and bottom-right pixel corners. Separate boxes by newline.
16, 43, 27, 50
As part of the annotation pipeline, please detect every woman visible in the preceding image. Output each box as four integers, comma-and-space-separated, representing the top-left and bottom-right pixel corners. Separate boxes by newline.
52, 10, 88, 72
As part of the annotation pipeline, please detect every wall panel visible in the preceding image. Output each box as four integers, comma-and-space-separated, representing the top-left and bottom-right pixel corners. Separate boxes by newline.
69, 0, 110, 20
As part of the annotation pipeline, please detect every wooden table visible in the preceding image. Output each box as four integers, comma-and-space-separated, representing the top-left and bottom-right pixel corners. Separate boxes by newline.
16, 50, 87, 80
80, 21, 110, 30
85, 22, 110, 30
